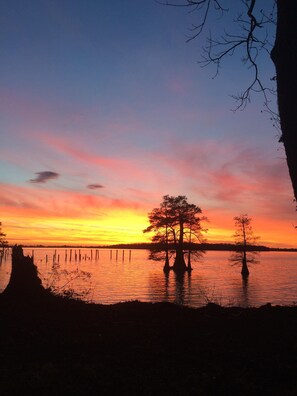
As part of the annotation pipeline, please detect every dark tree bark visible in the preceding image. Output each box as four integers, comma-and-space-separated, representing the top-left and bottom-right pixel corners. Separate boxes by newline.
173, 221, 188, 272
241, 251, 249, 278
187, 250, 192, 271
271, 1, 297, 203
173, 247, 188, 273
163, 249, 170, 272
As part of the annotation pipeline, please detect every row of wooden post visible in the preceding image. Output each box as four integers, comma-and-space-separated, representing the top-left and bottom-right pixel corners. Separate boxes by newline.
30, 249, 132, 263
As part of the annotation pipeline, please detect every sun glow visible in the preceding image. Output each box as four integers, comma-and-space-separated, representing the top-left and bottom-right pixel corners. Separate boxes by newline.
3, 211, 150, 246
1, 180, 296, 248
3, 215, 296, 248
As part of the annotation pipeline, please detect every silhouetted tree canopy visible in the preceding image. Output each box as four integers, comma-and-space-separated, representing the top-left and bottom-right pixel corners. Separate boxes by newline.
230, 214, 259, 276
162, 1, 297, 205
144, 195, 207, 272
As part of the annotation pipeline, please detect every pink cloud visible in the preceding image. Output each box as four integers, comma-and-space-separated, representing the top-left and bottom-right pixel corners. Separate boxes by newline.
0, 182, 147, 220
151, 138, 294, 219
25, 131, 185, 200
34, 132, 155, 181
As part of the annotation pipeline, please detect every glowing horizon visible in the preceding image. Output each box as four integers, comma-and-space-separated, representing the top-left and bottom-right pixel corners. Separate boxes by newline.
1, 182, 296, 248
1, 1, 296, 249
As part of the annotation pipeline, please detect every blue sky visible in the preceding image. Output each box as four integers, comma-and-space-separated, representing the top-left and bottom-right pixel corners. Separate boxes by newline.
0, 0, 296, 247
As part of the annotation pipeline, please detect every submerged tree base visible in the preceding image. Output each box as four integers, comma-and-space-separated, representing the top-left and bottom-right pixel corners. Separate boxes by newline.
163, 260, 192, 274
241, 258, 250, 278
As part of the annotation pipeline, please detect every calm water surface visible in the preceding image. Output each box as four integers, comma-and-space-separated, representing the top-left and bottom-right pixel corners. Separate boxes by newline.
1, 248, 297, 308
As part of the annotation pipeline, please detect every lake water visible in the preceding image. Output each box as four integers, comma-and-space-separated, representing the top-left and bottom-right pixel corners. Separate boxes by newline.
1, 248, 297, 308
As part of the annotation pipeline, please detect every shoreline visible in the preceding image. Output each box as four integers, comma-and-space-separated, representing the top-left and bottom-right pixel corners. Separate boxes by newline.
4, 244, 297, 252
1, 246, 297, 394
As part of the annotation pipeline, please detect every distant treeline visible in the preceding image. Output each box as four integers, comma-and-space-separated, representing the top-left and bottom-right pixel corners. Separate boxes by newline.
14, 242, 297, 252
100, 242, 297, 252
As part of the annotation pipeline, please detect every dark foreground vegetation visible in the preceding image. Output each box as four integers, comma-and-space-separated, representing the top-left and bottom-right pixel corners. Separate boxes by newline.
1, 248, 297, 395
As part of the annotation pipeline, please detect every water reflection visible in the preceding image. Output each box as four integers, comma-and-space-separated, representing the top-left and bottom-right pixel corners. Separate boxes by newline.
2, 249, 297, 307
174, 272, 185, 305
164, 271, 169, 301
227, 273, 260, 308
148, 269, 192, 305
241, 276, 249, 308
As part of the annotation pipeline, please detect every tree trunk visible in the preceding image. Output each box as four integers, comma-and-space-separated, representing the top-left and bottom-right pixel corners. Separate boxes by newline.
271, 1, 297, 203
173, 220, 187, 273
241, 250, 249, 278
188, 229, 193, 271
187, 247, 194, 271
173, 247, 187, 273
187, 250, 192, 271
163, 249, 170, 272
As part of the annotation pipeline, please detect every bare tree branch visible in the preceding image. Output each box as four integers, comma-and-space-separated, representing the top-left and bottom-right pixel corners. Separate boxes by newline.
161, 0, 277, 115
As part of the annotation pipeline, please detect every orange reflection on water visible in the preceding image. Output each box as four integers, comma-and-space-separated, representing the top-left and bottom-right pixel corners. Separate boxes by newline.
2, 249, 297, 307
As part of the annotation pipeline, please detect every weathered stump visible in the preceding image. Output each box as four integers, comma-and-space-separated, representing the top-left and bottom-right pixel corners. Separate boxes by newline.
3, 245, 46, 298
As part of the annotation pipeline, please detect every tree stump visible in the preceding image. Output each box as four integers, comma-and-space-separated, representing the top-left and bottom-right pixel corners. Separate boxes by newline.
3, 245, 46, 298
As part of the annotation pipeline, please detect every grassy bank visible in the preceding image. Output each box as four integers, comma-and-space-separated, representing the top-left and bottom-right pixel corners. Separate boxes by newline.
1, 292, 297, 395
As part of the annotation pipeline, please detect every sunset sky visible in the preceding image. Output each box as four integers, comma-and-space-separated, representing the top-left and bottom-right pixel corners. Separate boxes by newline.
1, 0, 296, 248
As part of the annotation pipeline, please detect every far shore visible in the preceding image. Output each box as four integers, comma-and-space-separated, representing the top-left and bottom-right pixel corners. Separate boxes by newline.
6, 242, 297, 252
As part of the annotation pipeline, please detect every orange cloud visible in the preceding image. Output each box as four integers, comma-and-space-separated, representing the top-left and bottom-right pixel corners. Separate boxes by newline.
0, 182, 151, 246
